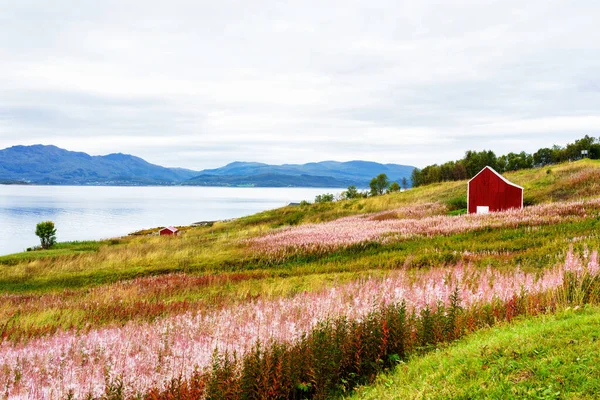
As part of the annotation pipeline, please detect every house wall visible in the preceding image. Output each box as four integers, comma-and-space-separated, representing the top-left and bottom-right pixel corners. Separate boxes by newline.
468, 168, 523, 214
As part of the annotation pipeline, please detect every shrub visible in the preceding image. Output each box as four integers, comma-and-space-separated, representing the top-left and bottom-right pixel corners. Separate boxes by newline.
523, 195, 537, 206
445, 196, 467, 211
315, 193, 334, 203
387, 182, 400, 193
448, 208, 467, 216
343, 185, 360, 199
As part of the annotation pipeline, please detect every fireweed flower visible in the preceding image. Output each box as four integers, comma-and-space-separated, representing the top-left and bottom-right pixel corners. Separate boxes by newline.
0, 248, 597, 398
250, 199, 600, 256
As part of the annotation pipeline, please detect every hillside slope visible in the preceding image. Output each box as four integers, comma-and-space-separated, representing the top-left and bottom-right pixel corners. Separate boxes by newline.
351, 307, 600, 399
1, 159, 600, 398
233, 159, 600, 227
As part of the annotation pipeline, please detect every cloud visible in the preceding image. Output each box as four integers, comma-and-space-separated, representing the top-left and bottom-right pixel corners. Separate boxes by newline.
1, 0, 599, 169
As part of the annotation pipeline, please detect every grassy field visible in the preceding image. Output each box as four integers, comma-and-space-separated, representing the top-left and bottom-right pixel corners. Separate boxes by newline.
2, 205, 600, 341
350, 306, 600, 399
1, 159, 600, 398
1, 160, 600, 339
1, 159, 599, 291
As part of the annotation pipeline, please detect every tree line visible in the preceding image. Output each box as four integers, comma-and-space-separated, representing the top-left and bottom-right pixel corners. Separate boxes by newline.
311, 174, 409, 204
411, 135, 600, 187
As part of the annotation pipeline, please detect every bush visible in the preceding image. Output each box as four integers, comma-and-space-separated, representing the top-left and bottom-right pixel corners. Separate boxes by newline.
387, 182, 401, 193
342, 185, 360, 200
523, 195, 537, 206
446, 196, 468, 211
448, 208, 467, 216
315, 193, 334, 203
283, 212, 304, 226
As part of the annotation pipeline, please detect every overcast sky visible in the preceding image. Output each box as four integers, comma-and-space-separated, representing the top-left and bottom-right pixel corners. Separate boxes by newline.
1, 0, 599, 170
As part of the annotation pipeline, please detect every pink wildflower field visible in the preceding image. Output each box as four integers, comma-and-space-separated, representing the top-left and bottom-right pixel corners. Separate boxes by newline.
250, 199, 600, 256
0, 248, 597, 398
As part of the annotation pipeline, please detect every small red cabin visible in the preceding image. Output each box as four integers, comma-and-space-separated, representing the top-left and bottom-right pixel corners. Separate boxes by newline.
467, 166, 523, 214
159, 226, 178, 236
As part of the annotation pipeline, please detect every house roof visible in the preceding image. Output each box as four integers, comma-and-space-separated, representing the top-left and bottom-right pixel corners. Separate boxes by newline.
160, 226, 178, 232
467, 166, 524, 190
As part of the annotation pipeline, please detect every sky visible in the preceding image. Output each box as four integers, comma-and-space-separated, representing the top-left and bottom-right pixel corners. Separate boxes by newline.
1, 0, 599, 170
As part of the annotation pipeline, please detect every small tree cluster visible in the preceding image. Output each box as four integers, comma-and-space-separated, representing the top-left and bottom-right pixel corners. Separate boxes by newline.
369, 174, 389, 196
341, 185, 369, 200
314, 193, 335, 203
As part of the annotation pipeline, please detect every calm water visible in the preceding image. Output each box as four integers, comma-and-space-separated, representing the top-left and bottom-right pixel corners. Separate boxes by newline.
0, 185, 339, 256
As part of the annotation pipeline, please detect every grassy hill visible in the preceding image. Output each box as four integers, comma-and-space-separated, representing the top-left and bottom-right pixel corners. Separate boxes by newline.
232, 158, 600, 226
1, 160, 598, 292
350, 306, 600, 399
1, 159, 600, 398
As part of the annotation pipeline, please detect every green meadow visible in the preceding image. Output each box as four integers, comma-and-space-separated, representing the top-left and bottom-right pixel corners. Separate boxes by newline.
1, 159, 600, 398
350, 306, 600, 400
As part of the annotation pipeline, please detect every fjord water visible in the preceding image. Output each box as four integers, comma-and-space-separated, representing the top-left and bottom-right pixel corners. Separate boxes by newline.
0, 185, 337, 256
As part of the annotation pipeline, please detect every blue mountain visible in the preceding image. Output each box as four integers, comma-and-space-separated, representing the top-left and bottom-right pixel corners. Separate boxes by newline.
0, 145, 197, 185
0, 145, 415, 187
193, 160, 415, 187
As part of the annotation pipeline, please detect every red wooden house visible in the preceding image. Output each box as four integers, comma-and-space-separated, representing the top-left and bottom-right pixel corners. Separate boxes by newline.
159, 226, 178, 236
467, 166, 523, 214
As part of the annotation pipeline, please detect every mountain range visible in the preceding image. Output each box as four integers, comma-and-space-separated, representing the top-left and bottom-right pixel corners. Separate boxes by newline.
0, 145, 415, 188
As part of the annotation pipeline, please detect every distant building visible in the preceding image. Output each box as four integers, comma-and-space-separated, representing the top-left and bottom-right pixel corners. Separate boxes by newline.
159, 226, 179, 236
467, 166, 523, 214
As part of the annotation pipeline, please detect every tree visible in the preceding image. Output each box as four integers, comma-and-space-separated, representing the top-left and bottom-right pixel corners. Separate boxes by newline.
369, 173, 390, 196
35, 221, 56, 249
463, 150, 498, 177
342, 185, 359, 199
401, 177, 408, 190
590, 143, 600, 159
387, 181, 400, 193
533, 147, 553, 167
410, 168, 422, 187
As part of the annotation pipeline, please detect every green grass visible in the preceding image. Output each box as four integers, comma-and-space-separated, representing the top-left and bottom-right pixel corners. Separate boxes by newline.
1, 213, 599, 341
1, 216, 598, 294
350, 306, 600, 400
2, 159, 600, 395
1, 159, 600, 340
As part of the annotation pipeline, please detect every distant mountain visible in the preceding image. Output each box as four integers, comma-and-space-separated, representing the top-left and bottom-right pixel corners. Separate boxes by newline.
0, 145, 197, 185
194, 160, 415, 187
184, 173, 357, 188
0, 145, 415, 187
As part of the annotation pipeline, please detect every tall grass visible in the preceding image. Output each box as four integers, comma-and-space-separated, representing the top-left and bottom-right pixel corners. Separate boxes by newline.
2, 214, 600, 343
1, 248, 598, 398
146, 248, 600, 400
1, 160, 600, 399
